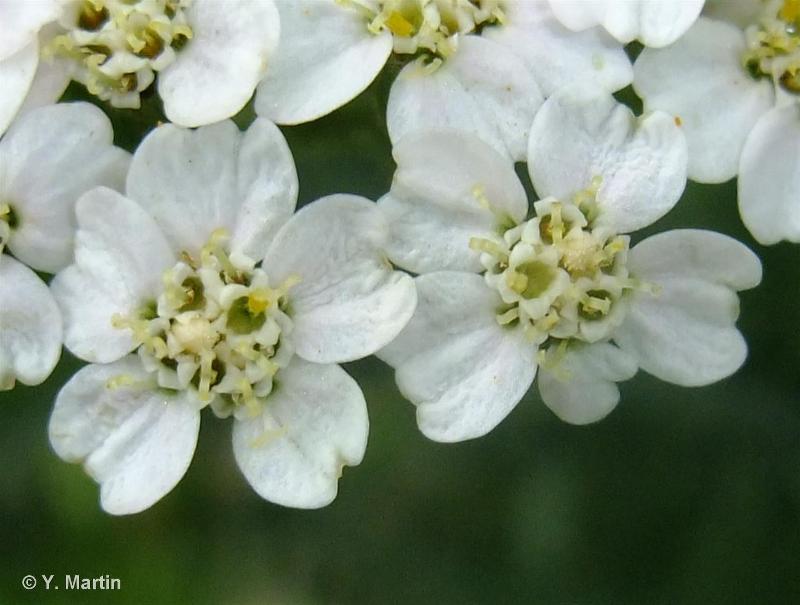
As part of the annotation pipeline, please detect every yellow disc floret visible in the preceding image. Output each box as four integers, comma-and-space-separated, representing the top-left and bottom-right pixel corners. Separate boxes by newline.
339, 0, 504, 64
470, 179, 648, 347
112, 230, 299, 419
743, 0, 800, 93
44, 0, 194, 108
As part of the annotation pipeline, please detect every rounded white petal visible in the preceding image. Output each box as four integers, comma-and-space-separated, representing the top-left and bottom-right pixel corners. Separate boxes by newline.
634, 18, 774, 183
0, 42, 38, 138
546, 0, 603, 31
380, 130, 527, 274
126, 119, 297, 258
51, 188, 174, 363
614, 229, 762, 387
263, 194, 417, 364
485, 0, 632, 96
738, 105, 800, 245
159, 0, 280, 127
16, 52, 72, 115
232, 357, 368, 509
0, 102, 130, 273
379, 272, 537, 443
537, 342, 637, 425
255, 0, 392, 124
387, 35, 543, 162
528, 85, 688, 233
49, 356, 200, 515
0, 254, 62, 389
549, 0, 703, 48
0, 0, 60, 61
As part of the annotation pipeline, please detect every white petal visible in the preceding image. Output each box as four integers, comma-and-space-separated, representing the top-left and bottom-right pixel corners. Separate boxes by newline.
0, 102, 130, 273
49, 356, 200, 515
263, 194, 417, 364
232, 357, 368, 509
380, 130, 527, 274
528, 85, 688, 233
158, 0, 280, 127
379, 271, 536, 442
0, 42, 38, 138
485, 0, 632, 96
537, 342, 637, 425
546, 0, 603, 31
126, 119, 297, 258
255, 0, 392, 124
614, 229, 762, 387
549, 0, 703, 48
51, 188, 174, 363
0, 255, 62, 389
0, 0, 60, 61
738, 105, 800, 245
16, 52, 72, 115
230, 119, 299, 261
387, 35, 543, 162
633, 18, 774, 183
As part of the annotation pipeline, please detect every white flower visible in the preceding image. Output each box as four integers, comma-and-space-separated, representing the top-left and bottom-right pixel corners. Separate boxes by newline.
0, 102, 129, 390
548, 0, 705, 48
633, 0, 800, 244
48, 118, 417, 514
377, 86, 761, 442
0, 0, 279, 130
255, 0, 632, 160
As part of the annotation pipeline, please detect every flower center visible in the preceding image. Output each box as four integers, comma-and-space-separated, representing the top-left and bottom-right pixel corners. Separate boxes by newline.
470, 179, 647, 346
340, 0, 504, 65
44, 0, 194, 108
743, 0, 800, 93
0, 204, 18, 255
112, 229, 298, 419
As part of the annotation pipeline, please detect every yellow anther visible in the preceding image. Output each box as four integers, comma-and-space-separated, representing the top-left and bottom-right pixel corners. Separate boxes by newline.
535, 310, 560, 332
173, 24, 193, 40
126, 33, 146, 54
548, 204, 565, 243
781, 0, 800, 23
580, 293, 612, 316
496, 307, 519, 326
197, 351, 216, 402
385, 11, 414, 36
505, 269, 528, 295
469, 236, 508, 259
246, 290, 270, 315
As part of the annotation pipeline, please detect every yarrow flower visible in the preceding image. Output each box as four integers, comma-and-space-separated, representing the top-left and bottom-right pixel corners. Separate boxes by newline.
48, 118, 417, 514
634, 0, 800, 244
548, 0, 704, 48
0, 0, 279, 132
0, 102, 129, 390
255, 0, 632, 160
377, 86, 761, 442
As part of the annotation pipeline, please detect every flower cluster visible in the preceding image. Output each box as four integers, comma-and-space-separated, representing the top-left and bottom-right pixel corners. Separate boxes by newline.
0, 0, 790, 515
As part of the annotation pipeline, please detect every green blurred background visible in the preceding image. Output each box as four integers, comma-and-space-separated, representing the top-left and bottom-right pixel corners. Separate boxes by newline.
1, 68, 799, 604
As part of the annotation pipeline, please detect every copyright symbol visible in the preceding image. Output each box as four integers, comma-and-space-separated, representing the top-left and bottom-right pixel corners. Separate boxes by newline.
21, 575, 36, 590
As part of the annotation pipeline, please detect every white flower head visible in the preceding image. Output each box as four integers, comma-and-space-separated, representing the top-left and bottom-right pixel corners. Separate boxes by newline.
0, 102, 129, 390
256, 0, 632, 160
0, 0, 279, 130
548, 0, 705, 48
634, 0, 800, 244
378, 86, 761, 442
49, 118, 417, 514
